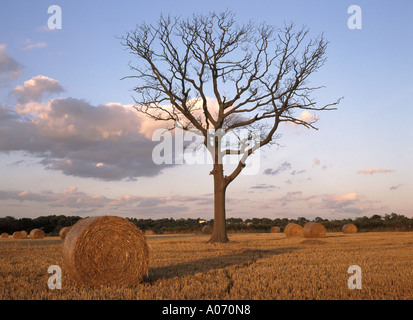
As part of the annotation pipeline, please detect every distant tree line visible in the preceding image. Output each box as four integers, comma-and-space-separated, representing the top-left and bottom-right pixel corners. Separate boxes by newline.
0, 213, 412, 236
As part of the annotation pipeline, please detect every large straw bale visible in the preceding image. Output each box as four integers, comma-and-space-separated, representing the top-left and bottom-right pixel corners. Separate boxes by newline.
30, 229, 45, 239
59, 226, 72, 240
342, 223, 358, 234
284, 223, 304, 237
202, 225, 213, 234
270, 226, 281, 233
303, 222, 326, 238
13, 231, 27, 239
62, 216, 149, 287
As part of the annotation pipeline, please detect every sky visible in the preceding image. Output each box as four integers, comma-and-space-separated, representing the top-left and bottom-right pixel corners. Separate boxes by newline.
0, 0, 412, 220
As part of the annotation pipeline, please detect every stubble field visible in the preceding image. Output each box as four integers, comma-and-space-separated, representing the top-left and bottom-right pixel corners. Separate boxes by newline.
1, 232, 413, 300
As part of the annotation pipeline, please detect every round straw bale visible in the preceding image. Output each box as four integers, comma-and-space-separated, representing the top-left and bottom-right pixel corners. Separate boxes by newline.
270, 226, 281, 233
62, 216, 149, 287
1, 232, 9, 239
303, 222, 326, 238
13, 231, 27, 239
342, 223, 357, 234
144, 230, 155, 236
59, 226, 72, 240
284, 223, 304, 237
30, 229, 45, 239
202, 225, 213, 234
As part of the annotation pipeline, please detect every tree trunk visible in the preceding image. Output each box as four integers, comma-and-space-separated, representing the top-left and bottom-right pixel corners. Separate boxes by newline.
208, 163, 229, 243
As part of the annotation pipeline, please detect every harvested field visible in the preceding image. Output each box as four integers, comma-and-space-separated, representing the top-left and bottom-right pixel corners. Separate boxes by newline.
1, 232, 413, 300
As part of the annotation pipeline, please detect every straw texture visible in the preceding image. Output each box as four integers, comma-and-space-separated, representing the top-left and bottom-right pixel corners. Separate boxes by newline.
270, 226, 281, 233
202, 225, 213, 234
62, 216, 149, 287
303, 222, 326, 238
284, 223, 304, 237
342, 223, 358, 234
59, 226, 72, 240
30, 229, 45, 239
13, 231, 27, 239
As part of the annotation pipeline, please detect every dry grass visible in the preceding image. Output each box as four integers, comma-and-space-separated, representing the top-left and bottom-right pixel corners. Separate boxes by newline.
1, 232, 413, 299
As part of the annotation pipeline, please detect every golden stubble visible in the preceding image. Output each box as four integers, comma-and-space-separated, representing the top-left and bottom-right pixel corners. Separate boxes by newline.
1, 232, 413, 300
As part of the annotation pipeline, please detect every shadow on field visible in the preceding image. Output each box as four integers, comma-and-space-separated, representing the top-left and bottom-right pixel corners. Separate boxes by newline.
147, 247, 297, 282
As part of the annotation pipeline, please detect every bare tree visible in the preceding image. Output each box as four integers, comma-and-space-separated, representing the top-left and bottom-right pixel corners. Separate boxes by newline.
122, 11, 340, 243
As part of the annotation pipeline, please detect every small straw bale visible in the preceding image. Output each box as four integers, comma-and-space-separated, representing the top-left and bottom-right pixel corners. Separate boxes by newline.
30, 229, 45, 239
342, 223, 357, 234
144, 230, 155, 236
303, 222, 326, 238
270, 226, 281, 233
13, 231, 27, 239
62, 216, 149, 287
202, 225, 213, 234
59, 226, 72, 240
284, 223, 304, 237
1, 232, 9, 239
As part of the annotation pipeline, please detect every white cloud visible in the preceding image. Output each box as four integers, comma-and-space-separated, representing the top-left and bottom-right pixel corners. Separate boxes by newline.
23, 42, 47, 51
0, 95, 173, 180
12, 75, 64, 103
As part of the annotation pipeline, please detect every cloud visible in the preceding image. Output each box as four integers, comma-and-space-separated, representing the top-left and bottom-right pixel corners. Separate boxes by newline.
290, 169, 305, 175
274, 191, 303, 206
11, 75, 64, 103
0, 44, 24, 83
357, 168, 394, 175
23, 42, 47, 50
263, 161, 292, 176
36, 25, 56, 32
250, 184, 278, 190
0, 186, 110, 209
297, 110, 319, 124
0, 187, 216, 216
271, 190, 383, 215
0, 95, 173, 180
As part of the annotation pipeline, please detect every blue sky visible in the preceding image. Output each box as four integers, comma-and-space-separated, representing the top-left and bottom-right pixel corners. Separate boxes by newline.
0, 0, 412, 220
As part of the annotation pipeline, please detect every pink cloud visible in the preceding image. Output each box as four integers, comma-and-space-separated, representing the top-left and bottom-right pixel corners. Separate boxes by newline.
357, 168, 394, 175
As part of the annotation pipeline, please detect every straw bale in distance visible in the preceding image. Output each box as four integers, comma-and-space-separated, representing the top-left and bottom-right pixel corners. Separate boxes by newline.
202, 225, 213, 234
144, 230, 155, 235
342, 223, 357, 234
270, 226, 281, 233
284, 223, 303, 237
62, 216, 149, 287
59, 226, 72, 240
13, 231, 27, 239
1, 232, 9, 239
30, 229, 45, 239
303, 222, 326, 238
